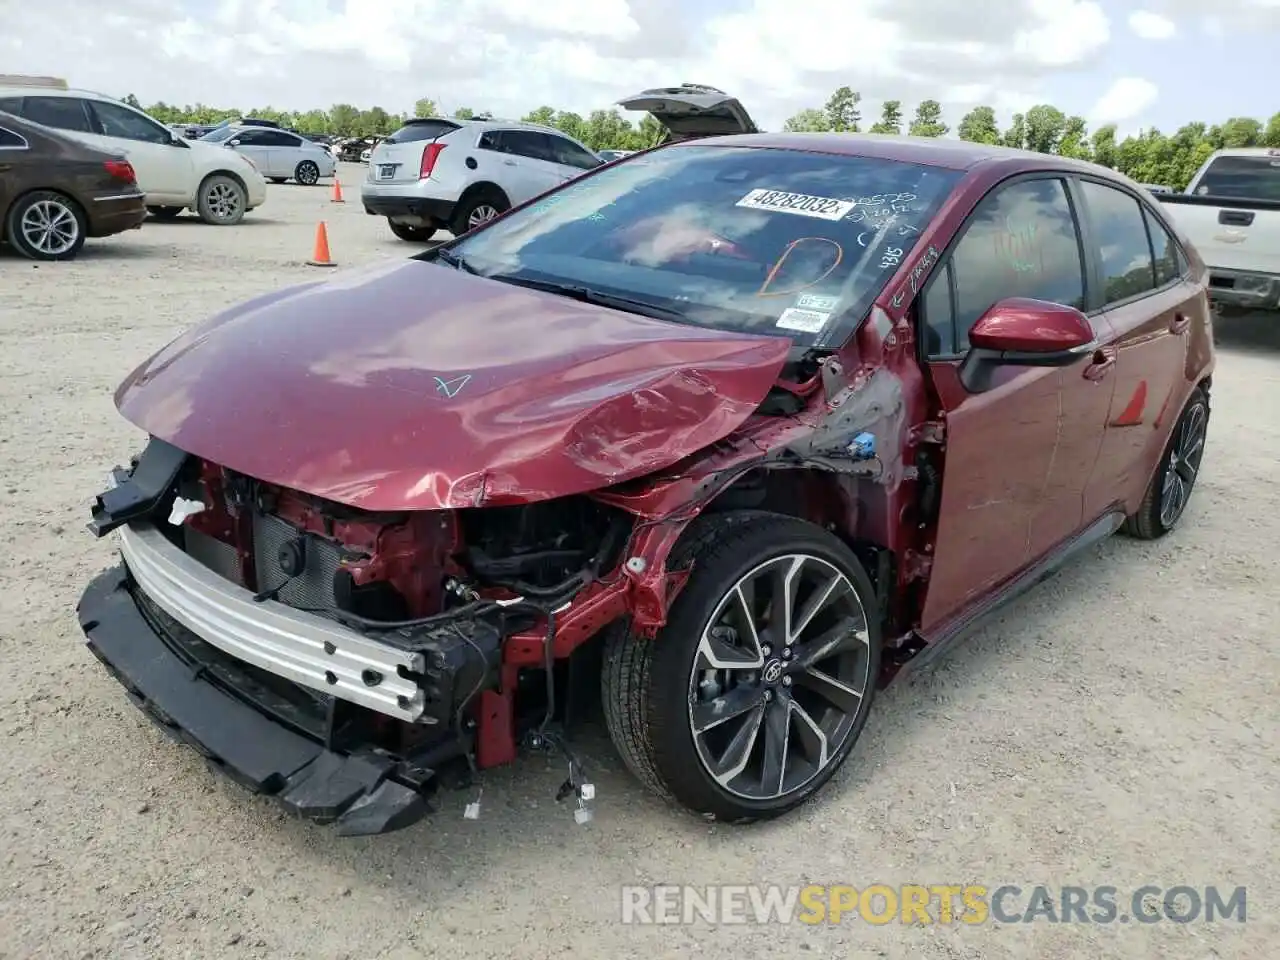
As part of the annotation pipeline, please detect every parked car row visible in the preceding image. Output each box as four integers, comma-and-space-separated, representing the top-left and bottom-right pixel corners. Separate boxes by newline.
0, 77, 268, 228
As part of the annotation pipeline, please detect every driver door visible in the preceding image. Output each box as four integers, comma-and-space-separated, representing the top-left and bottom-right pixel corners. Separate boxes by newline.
81, 98, 195, 202
915, 175, 1117, 632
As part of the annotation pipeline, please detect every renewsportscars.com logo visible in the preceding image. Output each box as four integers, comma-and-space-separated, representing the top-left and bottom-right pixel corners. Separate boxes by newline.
620, 884, 1248, 925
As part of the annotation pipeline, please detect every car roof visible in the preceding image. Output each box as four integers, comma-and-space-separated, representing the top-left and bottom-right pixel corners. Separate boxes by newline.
688, 132, 1117, 176
0, 84, 118, 104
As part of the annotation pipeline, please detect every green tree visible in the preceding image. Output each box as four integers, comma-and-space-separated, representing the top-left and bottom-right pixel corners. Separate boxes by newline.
908, 100, 947, 138
957, 106, 1001, 144
522, 105, 556, 127
1219, 116, 1262, 148
869, 100, 903, 135
1023, 105, 1066, 154
823, 87, 861, 132
329, 103, 360, 136
582, 109, 635, 151
1002, 113, 1027, 150
550, 111, 588, 143
453, 107, 475, 120
1263, 112, 1280, 148
1057, 116, 1092, 160
783, 108, 830, 132
1090, 125, 1117, 168
414, 98, 437, 118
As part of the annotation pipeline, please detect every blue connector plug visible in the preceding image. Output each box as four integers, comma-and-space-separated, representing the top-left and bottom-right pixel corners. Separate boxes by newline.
847, 432, 876, 460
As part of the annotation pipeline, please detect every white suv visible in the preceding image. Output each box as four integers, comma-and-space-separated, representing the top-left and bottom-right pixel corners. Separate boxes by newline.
361, 117, 602, 242
0, 78, 267, 225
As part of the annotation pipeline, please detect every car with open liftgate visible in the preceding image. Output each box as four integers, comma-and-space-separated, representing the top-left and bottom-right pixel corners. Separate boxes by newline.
77, 85, 1214, 836
0, 109, 146, 260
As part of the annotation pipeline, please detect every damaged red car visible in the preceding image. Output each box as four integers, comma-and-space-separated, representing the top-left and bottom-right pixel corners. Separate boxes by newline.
77, 89, 1215, 836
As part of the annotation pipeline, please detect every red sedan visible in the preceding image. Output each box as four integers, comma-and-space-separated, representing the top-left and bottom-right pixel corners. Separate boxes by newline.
78, 107, 1212, 834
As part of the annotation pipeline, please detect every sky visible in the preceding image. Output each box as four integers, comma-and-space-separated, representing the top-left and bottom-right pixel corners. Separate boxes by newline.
3, 0, 1279, 139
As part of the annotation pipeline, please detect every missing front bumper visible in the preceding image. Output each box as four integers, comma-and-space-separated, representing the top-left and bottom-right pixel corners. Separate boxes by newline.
77, 565, 434, 836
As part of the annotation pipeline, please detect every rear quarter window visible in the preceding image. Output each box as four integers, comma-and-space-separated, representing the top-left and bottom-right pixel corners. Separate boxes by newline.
384, 120, 460, 144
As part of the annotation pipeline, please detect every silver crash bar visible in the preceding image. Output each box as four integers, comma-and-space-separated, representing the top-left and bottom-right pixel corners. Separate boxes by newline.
117, 522, 426, 722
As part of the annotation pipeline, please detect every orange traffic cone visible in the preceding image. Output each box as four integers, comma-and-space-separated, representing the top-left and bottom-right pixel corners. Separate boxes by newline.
307, 222, 336, 267
331, 178, 344, 203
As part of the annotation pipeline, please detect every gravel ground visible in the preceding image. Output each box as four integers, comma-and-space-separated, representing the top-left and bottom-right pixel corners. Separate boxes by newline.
1, 164, 1277, 960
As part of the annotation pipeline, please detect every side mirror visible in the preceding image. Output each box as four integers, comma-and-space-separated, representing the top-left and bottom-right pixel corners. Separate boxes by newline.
959, 298, 1095, 393
228, 139, 241, 147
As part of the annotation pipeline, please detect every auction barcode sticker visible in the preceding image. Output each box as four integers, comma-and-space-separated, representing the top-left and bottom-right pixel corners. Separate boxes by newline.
736, 189, 857, 221
776, 307, 830, 333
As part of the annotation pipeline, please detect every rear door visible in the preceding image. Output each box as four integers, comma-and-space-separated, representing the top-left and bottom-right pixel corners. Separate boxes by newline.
260, 129, 306, 177
489, 130, 565, 203
0, 121, 27, 217
83, 98, 193, 201
617, 84, 757, 142
915, 175, 1116, 632
369, 119, 460, 184
1072, 178, 1199, 519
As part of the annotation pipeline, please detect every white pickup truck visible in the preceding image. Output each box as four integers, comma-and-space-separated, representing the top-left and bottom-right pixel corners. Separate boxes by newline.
1155, 148, 1280, 313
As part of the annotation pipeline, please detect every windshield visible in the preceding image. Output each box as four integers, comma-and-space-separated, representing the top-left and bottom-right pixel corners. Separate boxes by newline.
199, 126, 238, 143
446, 144, 960, 347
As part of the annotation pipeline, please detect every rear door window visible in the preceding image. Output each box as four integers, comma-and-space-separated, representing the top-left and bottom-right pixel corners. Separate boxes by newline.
546, 135, 600, 170
1079, 180, 1157, 305
0, 126, 25, 148
1193, 155, 1280, 201
22, 96, 93, 133
1143, 207, 1184, 286
926, 177, 1085, 356
501, 130, 554, 163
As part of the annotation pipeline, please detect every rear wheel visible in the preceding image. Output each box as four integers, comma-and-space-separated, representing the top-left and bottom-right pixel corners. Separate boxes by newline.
387, 220, 438, 243
1122, 386, 1210, 539
450, 189, 508, 234
5, 191, 86, 261
294, 161, 320, 185
602, 512, 880, 822
147, 205, 184, 220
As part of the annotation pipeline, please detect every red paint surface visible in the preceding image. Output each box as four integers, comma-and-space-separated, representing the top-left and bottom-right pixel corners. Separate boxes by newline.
114, 259, 790, 511
968, 298, 1094, 353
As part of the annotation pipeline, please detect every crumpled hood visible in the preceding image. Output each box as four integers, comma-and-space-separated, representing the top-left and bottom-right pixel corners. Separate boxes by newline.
115, 258, 790, 510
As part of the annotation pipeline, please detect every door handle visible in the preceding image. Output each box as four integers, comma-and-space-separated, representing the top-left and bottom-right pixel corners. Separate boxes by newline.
502, 159, 517, 166
1169, 312, 1191, 334
1083, 348, 1116, 381
1217, 209, 1254, 227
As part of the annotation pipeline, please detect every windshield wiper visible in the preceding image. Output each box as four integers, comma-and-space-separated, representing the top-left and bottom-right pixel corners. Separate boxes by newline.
433, 247, 477, 274
485, 274, 688, 323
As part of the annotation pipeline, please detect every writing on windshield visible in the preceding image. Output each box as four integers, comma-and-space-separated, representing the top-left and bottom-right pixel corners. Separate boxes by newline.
449, 144, 961, 347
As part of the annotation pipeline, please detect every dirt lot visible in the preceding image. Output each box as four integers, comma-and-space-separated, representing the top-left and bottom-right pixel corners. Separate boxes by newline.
0, 164, 1277, 959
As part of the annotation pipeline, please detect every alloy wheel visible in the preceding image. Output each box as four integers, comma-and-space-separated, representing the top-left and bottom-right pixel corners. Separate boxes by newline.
205, 182, 242, 222
688, 553, 872, 801
468, 204, 500, 229
1159, 399, 1208, 529
296, 162, 319, 185
20, 199, 79, 257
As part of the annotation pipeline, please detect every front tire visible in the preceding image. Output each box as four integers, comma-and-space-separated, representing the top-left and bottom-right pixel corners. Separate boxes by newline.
5, 191, 86, 260
602, 512, 881, 822
195, 174, 247, 225
387, 220, 438, 243
294, 161, 320, 185
1122, 385, 1209, 539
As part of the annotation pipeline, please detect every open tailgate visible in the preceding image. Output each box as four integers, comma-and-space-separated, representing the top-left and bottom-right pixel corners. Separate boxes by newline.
617, 84, 757, 141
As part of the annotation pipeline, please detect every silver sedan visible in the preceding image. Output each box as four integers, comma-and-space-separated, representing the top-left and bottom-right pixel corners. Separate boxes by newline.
210, 126, 338, 185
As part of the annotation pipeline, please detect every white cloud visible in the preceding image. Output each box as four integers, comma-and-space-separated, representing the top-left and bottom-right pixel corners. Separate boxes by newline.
1089, 77, 1160, 126
2, 0, 1207, 134
1128, 10, 1178, 39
